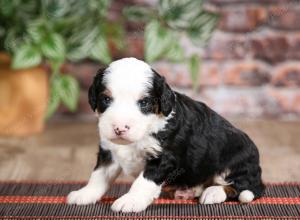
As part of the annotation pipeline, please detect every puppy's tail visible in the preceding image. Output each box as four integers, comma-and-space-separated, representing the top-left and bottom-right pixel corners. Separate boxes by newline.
238, 190, 255, 203
235, 180, 265, 203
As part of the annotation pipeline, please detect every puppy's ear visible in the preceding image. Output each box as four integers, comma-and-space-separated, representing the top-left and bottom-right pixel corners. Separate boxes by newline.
152, 69, 175, 116
88, 68, 106, 112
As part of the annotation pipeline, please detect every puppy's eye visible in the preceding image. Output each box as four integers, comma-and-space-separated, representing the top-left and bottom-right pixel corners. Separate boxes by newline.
138, 98, 149, 108
104, 96, 111, 103
102, 95, 112, 105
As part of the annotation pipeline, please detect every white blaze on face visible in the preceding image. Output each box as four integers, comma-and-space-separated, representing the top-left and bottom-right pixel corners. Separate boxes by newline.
98, 58, 162, 143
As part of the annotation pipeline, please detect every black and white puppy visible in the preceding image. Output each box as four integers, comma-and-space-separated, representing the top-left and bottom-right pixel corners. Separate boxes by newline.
67, 58, 265, 212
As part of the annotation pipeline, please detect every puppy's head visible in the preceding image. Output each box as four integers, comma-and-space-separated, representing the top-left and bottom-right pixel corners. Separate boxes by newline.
88, 58, 175, 145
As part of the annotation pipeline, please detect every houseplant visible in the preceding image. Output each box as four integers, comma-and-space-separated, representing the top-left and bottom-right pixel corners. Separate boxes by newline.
124, 0, 219, 90
0, 0, 123, 136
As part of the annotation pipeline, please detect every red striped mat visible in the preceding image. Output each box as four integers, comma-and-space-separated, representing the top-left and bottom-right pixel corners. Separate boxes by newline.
0, 181, 299, 219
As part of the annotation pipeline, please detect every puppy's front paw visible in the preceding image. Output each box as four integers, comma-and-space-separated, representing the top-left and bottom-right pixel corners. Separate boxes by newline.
67, 187, 102, 205
199, 186, 227, 204
111, 193, 151, 213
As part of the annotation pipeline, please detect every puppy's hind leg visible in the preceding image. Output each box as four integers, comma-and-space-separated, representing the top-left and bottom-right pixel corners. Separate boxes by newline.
174, 185, 204, 200
199, 168, 264, 204
199, 185, 228, 204
226, 165, 265, 203
199, 170, 236, 204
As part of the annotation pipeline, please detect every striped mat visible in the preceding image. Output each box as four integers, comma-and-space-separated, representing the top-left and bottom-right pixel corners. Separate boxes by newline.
0, 181, 299, 219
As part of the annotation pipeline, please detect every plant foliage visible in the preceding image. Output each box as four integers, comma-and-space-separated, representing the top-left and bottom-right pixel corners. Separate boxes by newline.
124, 0, 219, 90
0, 0, 124, 118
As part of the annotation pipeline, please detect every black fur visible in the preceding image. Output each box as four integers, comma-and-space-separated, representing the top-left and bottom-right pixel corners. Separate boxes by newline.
89, 66, 265, 201
143, 72, 265, 200
88, 68, 107, 113
137, 96, 158, 115
89, 68, 160, 115
94, 145, 113, 169
151, 70, 175, 116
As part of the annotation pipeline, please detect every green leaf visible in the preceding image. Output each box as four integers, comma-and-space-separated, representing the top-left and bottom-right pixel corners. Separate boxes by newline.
159, 0, 204, 29
0, 0, 16, 16
165, 42, 184, 62
90, 35, 111, 64
123, 6, 153, 22
87, 0, 111, 16
27, 20, 45, 43
67, 46, 89, 61
157, 0, 219, 46
187, 12, 219, 45
145, 20, 184, 63
46, 76, 61, 119
145, 20, 176, 62
4, 29, 25, 52
43, 0, 70, 18
0, 26, 5, 37
12, 43, 42, 69
67, 27, 99, 61
46, 73, 80, 118
188, 54, 200, 91
103, 22, 125, 51
41, 33, 65, 61
59, 75, 80, 112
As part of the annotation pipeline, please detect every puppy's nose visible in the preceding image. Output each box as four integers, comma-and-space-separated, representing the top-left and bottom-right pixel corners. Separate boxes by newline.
113, 125, 130, 136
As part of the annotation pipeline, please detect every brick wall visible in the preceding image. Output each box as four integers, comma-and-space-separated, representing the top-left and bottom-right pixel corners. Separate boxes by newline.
64, 0, 300, 119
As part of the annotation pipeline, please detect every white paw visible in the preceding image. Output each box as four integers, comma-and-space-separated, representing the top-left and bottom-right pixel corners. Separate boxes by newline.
111, 193, 151, 213
200, 186, 227, 204
238, 190, 254, 203
67, 187, 103, 205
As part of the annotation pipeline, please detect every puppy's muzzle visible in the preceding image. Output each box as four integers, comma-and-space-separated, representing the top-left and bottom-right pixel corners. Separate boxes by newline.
111, 124, 132, 145
113, 125, 130, 136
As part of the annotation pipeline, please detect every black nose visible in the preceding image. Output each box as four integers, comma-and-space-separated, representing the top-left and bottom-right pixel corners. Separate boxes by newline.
114, 125, 130, 136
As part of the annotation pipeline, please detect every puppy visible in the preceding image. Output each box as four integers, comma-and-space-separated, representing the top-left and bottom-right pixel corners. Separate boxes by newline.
67, 58, 265, 212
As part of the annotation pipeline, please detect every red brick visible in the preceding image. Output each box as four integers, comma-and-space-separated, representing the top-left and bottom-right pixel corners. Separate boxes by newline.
126, 21, 145, 33
219, 7, 266, 32
259, 0, 297, 3
152, 63, 175, 85
153, 63, 192, 88
255, 0, 297, 2
114, 34, 144, 59
272, 62, 300, 87
77, 90, 93, 114
204, 33, 248, 60
250, 34, 288, 63
286, 33, 300, 60
210, 0, 296, 4
156, 87, 287, 118
173, 88, 213, 106
268, 88, 300, 114
205, 32, 290, 63
209, 0, 243, 3
153, 62, 221, 88
63, 62, 101, 89
199, 87, 279, 117
109, 0, 153, 20
126, 35, 144, 59
200, 62, 221, 87
57, 90, 93, 115
267, 5, 300, 30
172, 70, 192, 88
223, 62, 271, 86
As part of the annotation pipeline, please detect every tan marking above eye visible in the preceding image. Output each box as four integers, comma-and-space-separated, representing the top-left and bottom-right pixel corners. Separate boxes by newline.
138, 94, 146, 100
102, 89, 112, 97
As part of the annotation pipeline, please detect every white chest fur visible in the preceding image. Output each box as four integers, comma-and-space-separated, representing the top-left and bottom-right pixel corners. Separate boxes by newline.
112, 146, 145, 177
101, 135, 162, 177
